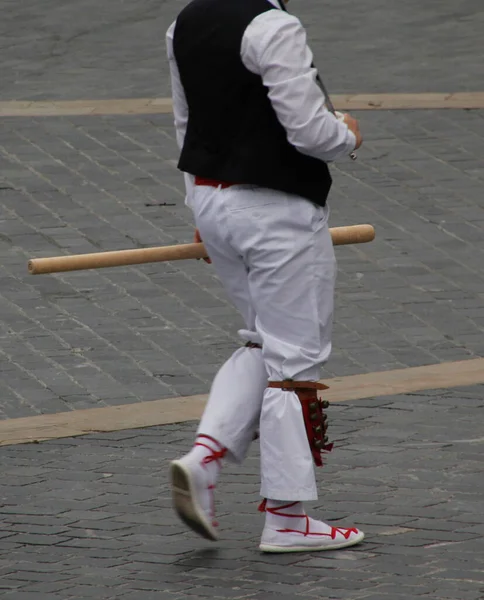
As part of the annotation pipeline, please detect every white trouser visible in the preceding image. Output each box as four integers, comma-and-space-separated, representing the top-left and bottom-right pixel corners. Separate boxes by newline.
192, 184, 336, 501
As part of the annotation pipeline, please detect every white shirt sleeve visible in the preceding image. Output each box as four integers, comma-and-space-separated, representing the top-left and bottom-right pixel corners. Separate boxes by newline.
166, 21, 195, 206
241, 10, 356, 163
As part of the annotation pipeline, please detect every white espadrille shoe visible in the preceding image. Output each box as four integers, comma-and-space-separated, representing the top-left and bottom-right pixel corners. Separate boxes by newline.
170, 435, 226, 541
259, 500, 365, 553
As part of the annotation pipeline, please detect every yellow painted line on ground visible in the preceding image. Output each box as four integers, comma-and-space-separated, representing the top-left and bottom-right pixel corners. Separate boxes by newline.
1, 93, 484, 117
323, 358, 484, 402
0, 358, 483, 447
336, 92, 484, 110
0, 394, 208, 448
0, 98, 173, 117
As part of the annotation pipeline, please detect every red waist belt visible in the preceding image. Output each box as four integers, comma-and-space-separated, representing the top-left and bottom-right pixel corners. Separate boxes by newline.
194, 176, 240, 189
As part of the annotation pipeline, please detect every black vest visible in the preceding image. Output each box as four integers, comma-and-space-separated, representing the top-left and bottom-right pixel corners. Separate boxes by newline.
173, 0, 332, 206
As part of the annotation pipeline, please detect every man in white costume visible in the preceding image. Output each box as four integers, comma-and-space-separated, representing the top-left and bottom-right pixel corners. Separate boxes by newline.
167, 0, 364, 553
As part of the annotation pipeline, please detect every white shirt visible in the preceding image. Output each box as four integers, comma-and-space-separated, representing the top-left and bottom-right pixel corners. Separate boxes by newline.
166, 0, 356, 203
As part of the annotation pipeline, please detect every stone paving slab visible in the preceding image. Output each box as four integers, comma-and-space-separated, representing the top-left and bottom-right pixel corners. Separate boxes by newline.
4, 93, 484, 118
1, 0, 484, 101
1, 0, 484, 597
2, 358, 484, 447
1, 109, 484, 419
1, 387, 484, 599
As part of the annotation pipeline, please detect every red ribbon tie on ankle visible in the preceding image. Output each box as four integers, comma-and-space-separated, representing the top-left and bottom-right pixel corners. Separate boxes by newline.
262, 501, 358, 538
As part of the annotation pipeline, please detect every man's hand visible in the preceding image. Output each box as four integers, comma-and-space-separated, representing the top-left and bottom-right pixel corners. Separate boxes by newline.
194, 228, 212, 264
342, 113, 363, 150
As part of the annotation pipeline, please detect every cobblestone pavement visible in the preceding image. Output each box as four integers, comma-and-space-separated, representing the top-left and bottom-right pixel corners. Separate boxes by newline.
1, 109, 484, 418
1, 0, 484, 597
1, 388, 484, 600
1, 0, 484, 100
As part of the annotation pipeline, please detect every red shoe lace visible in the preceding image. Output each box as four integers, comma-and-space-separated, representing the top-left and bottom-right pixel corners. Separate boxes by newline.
194, 435, 227, 526
258, 499, 358, 539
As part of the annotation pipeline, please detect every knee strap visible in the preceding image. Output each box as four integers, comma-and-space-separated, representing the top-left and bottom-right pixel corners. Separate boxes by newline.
268, 381, 333, 467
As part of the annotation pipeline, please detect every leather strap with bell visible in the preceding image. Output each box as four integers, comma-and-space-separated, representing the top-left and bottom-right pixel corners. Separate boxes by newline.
268, 380, 333, 466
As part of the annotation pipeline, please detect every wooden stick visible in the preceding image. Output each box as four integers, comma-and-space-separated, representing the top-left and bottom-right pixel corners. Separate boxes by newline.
28, 224, 375, 275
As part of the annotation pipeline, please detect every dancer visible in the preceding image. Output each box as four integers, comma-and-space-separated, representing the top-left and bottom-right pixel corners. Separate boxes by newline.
166, 0, 364, 552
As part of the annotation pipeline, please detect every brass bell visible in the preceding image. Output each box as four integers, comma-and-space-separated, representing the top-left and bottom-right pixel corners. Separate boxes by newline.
309, 402, 318, 411
321, 400, 329, 409
314, 439, 323, 449
310, 412, 320, 421
313, 425, 322, 435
